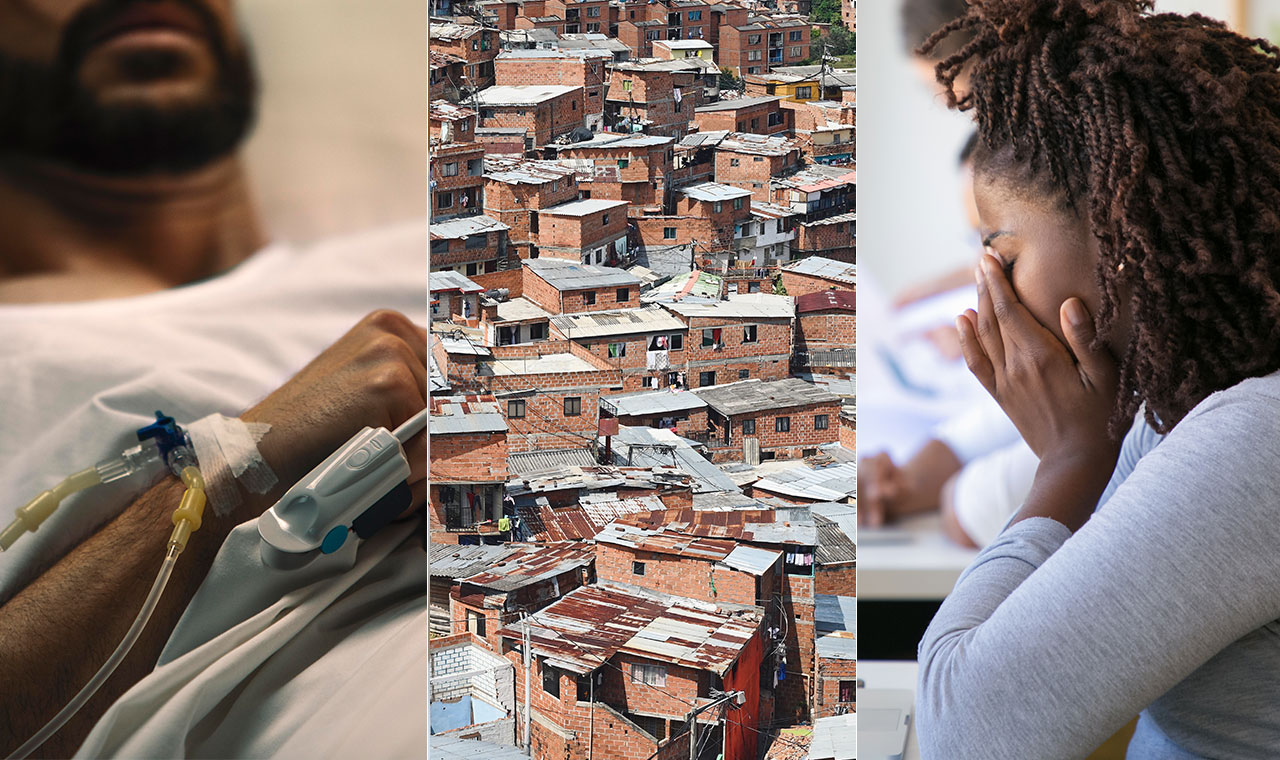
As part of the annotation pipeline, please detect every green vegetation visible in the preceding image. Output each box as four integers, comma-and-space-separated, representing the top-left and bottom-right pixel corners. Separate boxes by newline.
810, 0, 840, 26
805, 24, 855, 66
719, 66, 742, 92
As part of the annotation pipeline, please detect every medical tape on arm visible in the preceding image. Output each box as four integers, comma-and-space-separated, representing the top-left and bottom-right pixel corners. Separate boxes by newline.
187, 414, 277, 517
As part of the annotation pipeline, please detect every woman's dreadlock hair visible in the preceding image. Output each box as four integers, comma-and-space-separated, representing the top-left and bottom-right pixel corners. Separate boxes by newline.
923, 0, 1280, 433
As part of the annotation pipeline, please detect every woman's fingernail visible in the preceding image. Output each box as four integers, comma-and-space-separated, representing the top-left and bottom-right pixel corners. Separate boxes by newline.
974, 266, 983, 285
1066, 299, 1087, 327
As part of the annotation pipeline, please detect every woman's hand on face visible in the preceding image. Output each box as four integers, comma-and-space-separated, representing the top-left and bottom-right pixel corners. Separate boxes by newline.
955, 254, 1121, 466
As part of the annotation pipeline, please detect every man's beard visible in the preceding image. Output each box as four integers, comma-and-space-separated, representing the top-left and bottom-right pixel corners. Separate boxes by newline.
0, 0, 258, 177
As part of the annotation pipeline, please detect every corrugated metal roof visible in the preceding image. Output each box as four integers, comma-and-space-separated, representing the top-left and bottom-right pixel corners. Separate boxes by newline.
751, 201, 798, 219
609, 426, 742, 494
641, 270, 724, 304
771, 164, 855, 192
484, 157, 579, 186
519, 494, 664, 542
496, 48, 612, 60
679, 130, 730, 149
507, 447, 598, 476
429, 22, 485, 40
430, 100, 476, 121
605, 389, 707, 417
662, 292, 794, 319
541, 198, 630, 217
696, 95, 783, 113
615, 507, 818, 546
525, 259, 641, 290
492, 297, 552, 322
458, 542, 595, 592
430, 395, 508, 435
809, 714, 857, 760
473, 85, 579, 106
815, 633, 857, 660
430, 215, 510, 241
496, 582, 763, 675
717, 545, 783, 575
718, 132, 798, 156
550, 306, 686, 339
811, 502, 857, 543
508, 464, 692, 496
682, 182, 753, 202
815, 514, 856, 565
802, 210, 857, 227
552, 132, 675, 150
751, 462, 856, 502
430, 270, 485, 294
430, 543, 518, 579
694, 378, 839, 416
595, 521, 740, 560
796, 289, 855, 313
437, 334, 493, 356
783, 257, 855, 286
432, 735, 532, 760
815, 594, 857, 634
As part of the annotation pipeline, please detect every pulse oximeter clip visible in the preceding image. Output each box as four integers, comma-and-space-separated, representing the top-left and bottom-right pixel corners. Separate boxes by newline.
257, 407, 429, 570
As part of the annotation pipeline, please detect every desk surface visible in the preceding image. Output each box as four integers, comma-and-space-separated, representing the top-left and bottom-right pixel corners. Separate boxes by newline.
857, 514, 979, 600
858, 660, 922, 760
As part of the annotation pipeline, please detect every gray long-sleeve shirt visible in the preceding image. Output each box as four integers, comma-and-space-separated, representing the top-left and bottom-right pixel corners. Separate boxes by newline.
916, 373, 1280, 759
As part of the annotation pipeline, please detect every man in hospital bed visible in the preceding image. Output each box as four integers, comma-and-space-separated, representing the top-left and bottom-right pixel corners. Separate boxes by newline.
0, 1, 429, 756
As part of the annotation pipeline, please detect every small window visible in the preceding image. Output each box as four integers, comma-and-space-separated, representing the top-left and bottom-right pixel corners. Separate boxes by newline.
750, 117, 760, 130
467, 609, 486, 637
572, 100, 577, 110
530, 323, 549, 340
583, 291, 597, 305
508, 400, 527, 418
633, 561, 646, 575
465, 233, 487, 249
754, 156, 764, 162
748, 34, 761, 45
796, 86, 813, 99
623, 79, 633, 91
468, 158, 483, 176
790, 46, 802, 58
734, 197, 745, 210
564, 397, 582, 416
466, 262, 479, 276
699, 370, 716, 386
668, 333, 684, 350
739, 369, 750, 379
602, 213, 610, 225
587, 22, 600, 31
431, 239, 449, 254
618, 158, 630, 169
789, 30, 802, 41
616, 287, 629, 302
742, 418, 756, 435
441, 162, 458, 177
588, 5, 601, 16
543, 663, 562, 698
688, 10, 701, 19
664, 227, 677, 239
839, 680, 855, 702
748, 282, 760, 293
608, 342, 627, 358
630, 663, 667, 687
815, 414, 829, 430
776, 416, 790, 432
437, 191, 454, 209
701, 328, 717, 347
730, 158, 740, 167
768, 112, 782, 126
713, 201, 723, 213
743, 325, 758, 343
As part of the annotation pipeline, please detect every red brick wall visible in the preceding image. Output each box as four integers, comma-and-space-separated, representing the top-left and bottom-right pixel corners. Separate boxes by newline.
684, 316, 792, 370
780, 270, 850, 297
714, 148, 800, 203
815, 564, 856, 596
430, 234, 504, 270
632, 215, 722, 255
485, 178, 581, 246
695, 102, 792, 136
495, 54, 609, 116
838, 412, 854, 451
815, 655, 857, 718
595, 544, 766, 607
614, 407, 708, 437
706, 399, 842, 461
779, 572, 815, 722
795, 219, 856, 261
432, 430, 509, 483
480, 88, 585, 148
796, 309, 854, 348
524, 265, 642, 314
476, 131, 526, 156
471, 267, 525, 297
539, 204, 630, 251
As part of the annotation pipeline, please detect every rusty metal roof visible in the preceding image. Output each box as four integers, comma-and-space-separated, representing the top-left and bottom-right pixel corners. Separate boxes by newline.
430, 543, 519, 579
595, 521, 740, 560
519, 494, 665, 542
507, 465, 692, 496
496, 582, 762, 675
458, 542, 595, 592
614, 507, 818, 546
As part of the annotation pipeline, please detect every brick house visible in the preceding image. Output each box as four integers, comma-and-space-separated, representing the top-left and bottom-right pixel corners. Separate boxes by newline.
494, 49, 612, 131
468, 339, 624, 452
743, 66, 855, 102
450, 542, 596, 651
430, 544, 517, 636
769, 164, 856, 223
431, 270, 486, 325
536, 198, 631, 265
548, 306, 690, 392
599, 389, 708, 437
475, 126, 529, 156
780, 256, 856, 296
483, 156, 581, 260
662, 293, 795, 392
428, 395, 510, 545
719, 17, 810, 76
430, 99, 479, 145
544, 0, 612, 35
793, 211, 856, 263
795, 289, 855, 376
507, 465, 695, 511
605, 61, 695, 138
430, 50, 467, 102
813, 505, 857, 598
517, 493, 667, 542
692, 378, 841, 462
616, 18, 665, 59
652, 39, 714, 61
658, 182, 754, 260
714, 133, 802, 204
812, 594, 856, 718
496, 582, 765, 760
523, 258, 643, 315
694, 95, 793, 136
430, 22, 500, 91
431, 137, 486, 220
783, 99, 855, 165
738, 201, 797, 266
430, 215, 511, 276
749, 461, 857, 504
602, 508, 821, 723
474, 85, 586, 151
551, 133, 675, 213
513, 14, 564, 36
480, 294, 554, 347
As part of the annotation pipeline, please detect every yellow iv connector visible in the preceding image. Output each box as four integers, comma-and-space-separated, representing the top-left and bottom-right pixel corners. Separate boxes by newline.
0, 467, 102, 551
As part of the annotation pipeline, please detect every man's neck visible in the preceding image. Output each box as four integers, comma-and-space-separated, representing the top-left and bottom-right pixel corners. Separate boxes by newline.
0, 155, 266, 304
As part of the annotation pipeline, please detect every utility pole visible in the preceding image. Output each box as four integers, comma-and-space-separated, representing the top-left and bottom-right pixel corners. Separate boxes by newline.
521, 612, 533, 753
686, 690, 743, 760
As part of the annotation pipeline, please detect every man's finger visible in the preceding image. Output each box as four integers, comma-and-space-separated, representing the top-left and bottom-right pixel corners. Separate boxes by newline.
1059, 298, 1117, 388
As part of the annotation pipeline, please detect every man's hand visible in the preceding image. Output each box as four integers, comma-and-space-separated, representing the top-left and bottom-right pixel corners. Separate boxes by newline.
239, 309, 433, 520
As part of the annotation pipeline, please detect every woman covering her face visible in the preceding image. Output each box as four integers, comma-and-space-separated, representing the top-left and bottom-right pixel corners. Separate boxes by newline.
912, 1, 1280, 757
